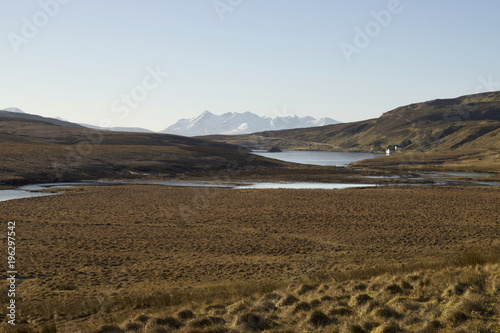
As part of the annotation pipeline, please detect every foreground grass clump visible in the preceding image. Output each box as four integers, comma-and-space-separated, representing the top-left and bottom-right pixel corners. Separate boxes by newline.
17, 262, 492, 333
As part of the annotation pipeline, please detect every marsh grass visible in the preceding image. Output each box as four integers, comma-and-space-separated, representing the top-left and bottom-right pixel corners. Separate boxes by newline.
306, 246, 500, 288
8, 249, 496, 333
452, 249, 488, 267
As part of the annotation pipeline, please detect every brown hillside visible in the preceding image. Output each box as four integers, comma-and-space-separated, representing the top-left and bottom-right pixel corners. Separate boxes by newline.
201, 91, 500, 154
0, 113, 298, 184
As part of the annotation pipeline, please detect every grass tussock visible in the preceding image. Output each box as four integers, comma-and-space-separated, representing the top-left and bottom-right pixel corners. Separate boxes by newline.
13, 259, 495, 333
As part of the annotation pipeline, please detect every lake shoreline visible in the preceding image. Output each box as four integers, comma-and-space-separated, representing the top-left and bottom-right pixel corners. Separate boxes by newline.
2, 150, 498, 202
3, 172, 499, 203
3, 149, 498, 187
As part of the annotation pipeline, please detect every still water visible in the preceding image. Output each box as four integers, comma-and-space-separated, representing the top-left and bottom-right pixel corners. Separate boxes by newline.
0, 189, 56, 202
0, 183, 78, 202
0, 151, 387, 202
237, 182, 375, 189
252, 150, 383, 166
0, 180, 376, 202
4, 151, 495, 202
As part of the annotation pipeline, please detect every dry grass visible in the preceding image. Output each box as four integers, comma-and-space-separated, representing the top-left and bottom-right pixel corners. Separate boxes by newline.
23, 262, 498, 333
0, 185, 498, 332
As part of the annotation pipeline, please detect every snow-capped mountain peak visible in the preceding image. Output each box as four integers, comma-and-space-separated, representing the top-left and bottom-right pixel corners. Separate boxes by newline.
2, 107, 25, 113
313, 117, 336, 126
161, 111, 340, 136
200, 110, 214, 117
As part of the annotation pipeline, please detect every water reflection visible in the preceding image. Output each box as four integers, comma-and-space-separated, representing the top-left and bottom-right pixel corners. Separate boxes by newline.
252, 150, 383, 167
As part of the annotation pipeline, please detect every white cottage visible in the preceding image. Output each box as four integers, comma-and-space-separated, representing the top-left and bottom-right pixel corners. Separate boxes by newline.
386, 145, 401, 155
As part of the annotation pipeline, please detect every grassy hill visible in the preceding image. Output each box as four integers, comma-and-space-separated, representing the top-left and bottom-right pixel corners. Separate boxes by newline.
0, 110, 85, 128
0, 112, 291, 185
201, 91, 500, 153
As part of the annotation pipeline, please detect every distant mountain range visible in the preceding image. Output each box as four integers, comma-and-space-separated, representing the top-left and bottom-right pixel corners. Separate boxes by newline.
0, 108, 338, 135
161, 111, 340, 136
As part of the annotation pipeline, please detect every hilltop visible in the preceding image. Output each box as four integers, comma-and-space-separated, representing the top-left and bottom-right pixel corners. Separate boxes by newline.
0, 110, 84, 129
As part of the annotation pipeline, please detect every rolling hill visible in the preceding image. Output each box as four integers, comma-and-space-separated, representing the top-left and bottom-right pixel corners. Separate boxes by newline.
201, 91, 500, 153
0, 110, 85, 128
0, 111, 301, 185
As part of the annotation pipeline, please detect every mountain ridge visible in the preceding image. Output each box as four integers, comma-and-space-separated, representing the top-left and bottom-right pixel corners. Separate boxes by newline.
0, 109, 85, 128
161, 111, 340, 136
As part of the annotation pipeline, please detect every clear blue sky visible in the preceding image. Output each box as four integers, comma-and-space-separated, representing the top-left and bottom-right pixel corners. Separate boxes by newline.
1, 0, 500, 131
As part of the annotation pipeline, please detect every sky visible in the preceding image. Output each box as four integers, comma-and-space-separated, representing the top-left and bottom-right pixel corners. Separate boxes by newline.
1, 0, 500, 132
